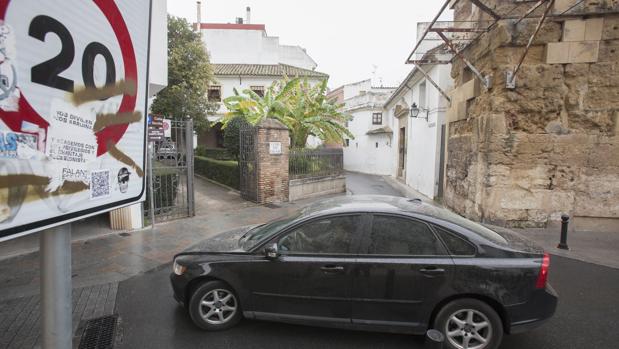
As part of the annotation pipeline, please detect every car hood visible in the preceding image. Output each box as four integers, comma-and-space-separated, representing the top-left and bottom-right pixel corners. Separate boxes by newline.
183, 224, 260, 253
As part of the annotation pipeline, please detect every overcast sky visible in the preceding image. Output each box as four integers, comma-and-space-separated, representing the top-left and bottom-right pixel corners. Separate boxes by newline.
167, 0, 452, 89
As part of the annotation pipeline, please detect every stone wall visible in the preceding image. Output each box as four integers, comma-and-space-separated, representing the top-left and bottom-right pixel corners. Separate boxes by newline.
289, 175, 346, 202
444, 1, 619, 228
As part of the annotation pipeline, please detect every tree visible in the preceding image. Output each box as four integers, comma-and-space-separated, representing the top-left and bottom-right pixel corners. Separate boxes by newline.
221, 78, 353, 148
282, 79, 353, 148
150, 16, 215, 131
221, 78, 298, 127
223, 116, 250, 160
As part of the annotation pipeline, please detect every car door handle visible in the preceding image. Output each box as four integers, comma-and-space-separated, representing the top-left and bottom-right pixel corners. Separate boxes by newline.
320, 265, 344, 272
419, 266, 445, 276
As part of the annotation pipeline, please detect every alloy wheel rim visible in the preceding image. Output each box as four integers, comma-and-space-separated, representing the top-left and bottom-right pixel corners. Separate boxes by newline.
445, 308, 492, 349
198, 289, 238, 325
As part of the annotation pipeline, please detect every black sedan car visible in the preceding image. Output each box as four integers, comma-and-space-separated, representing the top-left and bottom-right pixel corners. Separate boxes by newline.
171, 195, 557, 349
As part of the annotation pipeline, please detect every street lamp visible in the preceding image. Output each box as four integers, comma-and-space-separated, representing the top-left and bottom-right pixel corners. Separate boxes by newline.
410, 102, 429, 121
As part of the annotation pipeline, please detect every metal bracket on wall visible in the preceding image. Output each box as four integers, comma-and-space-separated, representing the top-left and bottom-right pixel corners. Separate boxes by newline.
415, 64, 452, 105
507, 0, 554, 88
435, 30, 492, 90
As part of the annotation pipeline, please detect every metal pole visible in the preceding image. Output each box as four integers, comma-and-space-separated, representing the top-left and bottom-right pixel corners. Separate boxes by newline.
185, 119, 195, 217
558, 214, 570, 250
148, 141, 156, 229
40, 224, 72, 349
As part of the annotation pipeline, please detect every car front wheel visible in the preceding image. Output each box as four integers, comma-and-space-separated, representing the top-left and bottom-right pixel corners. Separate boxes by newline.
434, 298, 503, 349
188, 280, 242, 331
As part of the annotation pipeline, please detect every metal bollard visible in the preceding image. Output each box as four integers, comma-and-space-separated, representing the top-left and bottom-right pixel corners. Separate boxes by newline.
425, 329, 444, 349
557, 214, 570, 250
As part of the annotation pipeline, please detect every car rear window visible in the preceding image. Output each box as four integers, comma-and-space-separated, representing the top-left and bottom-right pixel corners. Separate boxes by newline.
420, 205, 508, 245
434, 226, 476, 256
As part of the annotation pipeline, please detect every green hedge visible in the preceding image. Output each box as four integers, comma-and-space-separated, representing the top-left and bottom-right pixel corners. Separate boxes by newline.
195, 146, 235, 160
195, 156, 239, 190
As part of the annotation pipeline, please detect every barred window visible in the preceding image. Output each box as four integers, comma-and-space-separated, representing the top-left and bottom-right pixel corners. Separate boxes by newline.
250, 86, 265, 97
208, 85, 221, 102
372, 112, 382, 125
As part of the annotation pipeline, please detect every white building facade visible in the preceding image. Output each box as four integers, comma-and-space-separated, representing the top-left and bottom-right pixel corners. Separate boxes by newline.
384, 64, 452, 200
197, 20, 327, 148
332, 80, 395, 175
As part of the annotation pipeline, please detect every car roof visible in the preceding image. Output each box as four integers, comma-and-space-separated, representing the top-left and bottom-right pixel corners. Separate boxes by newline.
300, 195, 448, 219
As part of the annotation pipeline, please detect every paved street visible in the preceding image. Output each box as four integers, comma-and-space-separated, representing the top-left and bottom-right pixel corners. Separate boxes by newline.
1, 173, 618, 348
115, 255, 619, 349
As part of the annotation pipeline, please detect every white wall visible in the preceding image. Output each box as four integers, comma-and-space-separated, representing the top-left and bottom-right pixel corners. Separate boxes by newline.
202, 28, 317, 70
385, 64, 452, 199
343, 108, 393, 175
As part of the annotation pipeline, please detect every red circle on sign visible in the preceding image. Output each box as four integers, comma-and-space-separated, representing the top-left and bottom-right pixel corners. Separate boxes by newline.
0, 0, 138, 156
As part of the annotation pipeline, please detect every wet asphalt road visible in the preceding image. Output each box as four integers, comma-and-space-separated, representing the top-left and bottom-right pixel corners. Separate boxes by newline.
115, 255, 619, 349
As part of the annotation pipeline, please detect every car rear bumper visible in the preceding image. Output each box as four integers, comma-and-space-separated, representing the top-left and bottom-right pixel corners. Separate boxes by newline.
506, 283, 558, 334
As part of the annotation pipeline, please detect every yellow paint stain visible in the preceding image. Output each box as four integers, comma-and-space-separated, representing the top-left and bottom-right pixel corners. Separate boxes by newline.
72, 80, 137, 106
106, 141, 144, 178
93, 111, 142, 133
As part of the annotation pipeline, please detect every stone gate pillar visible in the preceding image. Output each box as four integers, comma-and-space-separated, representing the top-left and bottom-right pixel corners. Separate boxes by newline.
255, 119, 289, 204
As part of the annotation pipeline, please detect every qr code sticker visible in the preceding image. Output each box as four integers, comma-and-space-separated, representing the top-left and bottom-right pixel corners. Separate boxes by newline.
90, 170, 110, 199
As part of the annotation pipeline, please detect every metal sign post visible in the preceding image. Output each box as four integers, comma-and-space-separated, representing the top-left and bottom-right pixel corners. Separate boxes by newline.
0, 1, 153, 348
40, 224, 72, 349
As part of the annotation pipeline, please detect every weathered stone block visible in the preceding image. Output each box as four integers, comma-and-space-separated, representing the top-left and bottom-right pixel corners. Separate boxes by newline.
563, 19, 586, 42
602, 16, 619, 40
554, 0, 583, 14
546, 42, 571, 64
569, 41, 600, 63
585, 18, 605, 41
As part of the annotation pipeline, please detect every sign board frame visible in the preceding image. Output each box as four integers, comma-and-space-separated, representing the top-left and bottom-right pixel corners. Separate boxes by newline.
0, 0, 153, 241
269, 141, 282, 155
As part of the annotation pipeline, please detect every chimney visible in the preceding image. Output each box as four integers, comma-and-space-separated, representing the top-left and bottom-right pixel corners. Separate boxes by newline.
235, 17, 244, 24
246, 6, 251, 24
196, 1, 202, 31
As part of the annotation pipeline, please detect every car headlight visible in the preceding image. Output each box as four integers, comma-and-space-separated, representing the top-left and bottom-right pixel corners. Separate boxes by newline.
173, 259, 187, 276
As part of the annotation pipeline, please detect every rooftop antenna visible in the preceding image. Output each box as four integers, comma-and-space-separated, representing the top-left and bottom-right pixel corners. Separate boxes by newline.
371, 64, 378, 86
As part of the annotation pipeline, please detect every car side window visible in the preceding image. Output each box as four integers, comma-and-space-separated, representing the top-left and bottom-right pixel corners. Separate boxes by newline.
278, 215, 360, 254
368, 215, 446, 256
434, 226, 476, 256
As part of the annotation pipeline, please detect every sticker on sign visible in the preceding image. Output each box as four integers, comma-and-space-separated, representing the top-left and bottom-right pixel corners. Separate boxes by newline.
0, 0, 152, 241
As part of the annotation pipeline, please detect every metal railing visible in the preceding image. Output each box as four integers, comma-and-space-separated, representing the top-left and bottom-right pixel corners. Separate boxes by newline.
289, 148, 344, 180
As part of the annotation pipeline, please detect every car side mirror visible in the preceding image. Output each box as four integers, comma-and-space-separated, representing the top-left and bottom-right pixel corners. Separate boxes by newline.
265, 243, 279, 260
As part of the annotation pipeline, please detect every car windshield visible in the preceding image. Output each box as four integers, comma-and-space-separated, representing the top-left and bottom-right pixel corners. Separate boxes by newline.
239, 213, 301, 251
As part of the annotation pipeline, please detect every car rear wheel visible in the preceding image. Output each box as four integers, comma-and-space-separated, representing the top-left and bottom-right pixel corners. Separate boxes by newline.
188, 280, 242, 331
434, 298, 503, 349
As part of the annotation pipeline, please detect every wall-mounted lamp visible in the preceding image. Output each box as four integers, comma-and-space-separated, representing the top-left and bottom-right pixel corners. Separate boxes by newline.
410, 102, 429, 121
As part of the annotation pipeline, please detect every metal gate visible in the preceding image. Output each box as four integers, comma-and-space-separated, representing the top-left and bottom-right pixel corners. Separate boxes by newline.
239, 126, 257, 202
145, 118, 195, 223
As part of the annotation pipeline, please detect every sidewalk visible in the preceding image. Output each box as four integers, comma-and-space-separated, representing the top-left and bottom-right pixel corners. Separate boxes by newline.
0, 177, 327, 348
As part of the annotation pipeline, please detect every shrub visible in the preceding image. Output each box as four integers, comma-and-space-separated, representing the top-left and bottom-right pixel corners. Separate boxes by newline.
195, 156, 239, 190
195, 146, 234, 160
223, 116, 250, 160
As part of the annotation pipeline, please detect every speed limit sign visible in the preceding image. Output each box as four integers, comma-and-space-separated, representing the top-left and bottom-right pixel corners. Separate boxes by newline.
0, 0, 152, 241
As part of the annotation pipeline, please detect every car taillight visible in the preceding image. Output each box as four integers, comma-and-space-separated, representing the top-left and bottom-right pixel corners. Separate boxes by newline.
536, 253, 550, 289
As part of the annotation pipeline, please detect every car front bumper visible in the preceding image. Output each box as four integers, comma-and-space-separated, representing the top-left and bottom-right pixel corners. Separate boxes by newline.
170, 272, 192, 306
506, 283, 558, 334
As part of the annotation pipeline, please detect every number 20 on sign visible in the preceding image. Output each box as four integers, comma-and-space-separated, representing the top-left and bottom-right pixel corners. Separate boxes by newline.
0, 0, 152, 241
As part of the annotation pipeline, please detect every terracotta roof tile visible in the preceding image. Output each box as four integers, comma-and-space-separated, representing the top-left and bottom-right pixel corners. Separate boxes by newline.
212, 63, 328, 78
